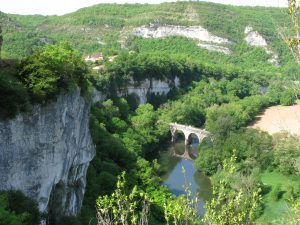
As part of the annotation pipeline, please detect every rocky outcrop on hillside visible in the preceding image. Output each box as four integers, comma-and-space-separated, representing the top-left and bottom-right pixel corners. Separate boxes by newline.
133, 24, 231, 54
244, 25, 279, 66
92, 77, 181, 104
118, 77, 180, 104
0, 89, 95, 222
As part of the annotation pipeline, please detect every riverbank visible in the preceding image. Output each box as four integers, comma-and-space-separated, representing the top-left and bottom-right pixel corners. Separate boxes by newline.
250, 104, 300, 136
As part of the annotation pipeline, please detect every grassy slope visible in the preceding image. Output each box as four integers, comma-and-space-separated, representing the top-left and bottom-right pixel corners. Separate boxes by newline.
257, 171, 300, 224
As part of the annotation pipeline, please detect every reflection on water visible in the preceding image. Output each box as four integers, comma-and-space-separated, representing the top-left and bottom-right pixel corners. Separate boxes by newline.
157, 137, 212, 217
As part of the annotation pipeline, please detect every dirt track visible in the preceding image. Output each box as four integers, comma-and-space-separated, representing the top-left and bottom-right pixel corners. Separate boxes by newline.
250, 105, 300, 135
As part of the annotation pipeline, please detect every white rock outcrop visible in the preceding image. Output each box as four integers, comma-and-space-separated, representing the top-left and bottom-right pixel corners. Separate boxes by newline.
244, 26, 268, 47
133, 24, 229, 44
133, 24, 231, 54
0, 89, 95, 219
92, 77, 180, 104
118, 77, 180, 104
244, 25, 279, 66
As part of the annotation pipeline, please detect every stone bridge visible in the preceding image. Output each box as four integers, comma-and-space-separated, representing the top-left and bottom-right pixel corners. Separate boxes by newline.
169, 123, 210, 145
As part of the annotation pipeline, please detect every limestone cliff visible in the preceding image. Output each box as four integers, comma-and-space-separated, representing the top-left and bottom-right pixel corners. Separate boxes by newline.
0, 89, 95, 220
118, 77, 180, 104
93, 77, 181, 104
0, 76, 180, 222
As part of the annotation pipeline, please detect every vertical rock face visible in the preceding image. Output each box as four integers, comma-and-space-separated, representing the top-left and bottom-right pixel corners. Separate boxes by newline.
92, 77, 181, 104
118, 77, 180, 104
0, 77, 179, 221
0, 89, 95, 220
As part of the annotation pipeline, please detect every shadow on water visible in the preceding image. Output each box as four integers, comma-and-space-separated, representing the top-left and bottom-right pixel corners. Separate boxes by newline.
156, 135, 212, 217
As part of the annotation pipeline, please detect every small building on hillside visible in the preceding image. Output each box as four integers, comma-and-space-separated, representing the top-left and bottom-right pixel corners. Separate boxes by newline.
85, 53, 103, 63
92, 65, 105, 71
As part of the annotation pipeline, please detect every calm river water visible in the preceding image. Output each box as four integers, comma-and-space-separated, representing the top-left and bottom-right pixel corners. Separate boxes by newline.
156, 137, 212, 216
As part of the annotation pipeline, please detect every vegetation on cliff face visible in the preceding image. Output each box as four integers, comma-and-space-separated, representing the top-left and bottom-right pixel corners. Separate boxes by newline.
0, 42, 89, 119
18, 42, 89, 103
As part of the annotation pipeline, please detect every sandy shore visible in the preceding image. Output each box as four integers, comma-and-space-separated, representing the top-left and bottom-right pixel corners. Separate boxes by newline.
250, 105, 300, 135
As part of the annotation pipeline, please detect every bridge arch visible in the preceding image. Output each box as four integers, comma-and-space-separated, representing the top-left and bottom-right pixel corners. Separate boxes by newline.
186, 133, 202, 145
169, 123, 210, 146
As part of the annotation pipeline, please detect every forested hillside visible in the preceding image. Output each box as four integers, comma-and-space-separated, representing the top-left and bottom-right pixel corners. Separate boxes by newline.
1, 2, 300, 225
0, 2, 298, 76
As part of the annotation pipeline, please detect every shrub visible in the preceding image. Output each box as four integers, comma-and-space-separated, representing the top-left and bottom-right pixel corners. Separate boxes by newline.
18, 42, 88, 103
0, 190, 40, 225
270, 184, 283, 201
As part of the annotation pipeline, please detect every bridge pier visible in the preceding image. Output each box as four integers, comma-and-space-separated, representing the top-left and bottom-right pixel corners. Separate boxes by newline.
170, 126, 177, 143
185, 138, 191, 145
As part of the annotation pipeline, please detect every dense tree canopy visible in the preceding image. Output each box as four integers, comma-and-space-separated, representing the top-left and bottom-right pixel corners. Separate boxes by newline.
18, 42, 89, 103
0, 191, 40, 225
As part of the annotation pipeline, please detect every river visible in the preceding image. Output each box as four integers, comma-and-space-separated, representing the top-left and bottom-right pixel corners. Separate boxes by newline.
156, 137, 212, 216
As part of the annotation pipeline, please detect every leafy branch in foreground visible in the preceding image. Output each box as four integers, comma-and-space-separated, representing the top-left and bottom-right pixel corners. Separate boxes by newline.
96, 172, 151, 225
203, 152, 262, 225
281, 0, 300, 67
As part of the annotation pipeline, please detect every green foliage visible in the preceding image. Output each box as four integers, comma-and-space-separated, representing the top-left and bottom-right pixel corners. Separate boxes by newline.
203, 154, 262, 225
0, 191, 40, 225
2, 1, 299, 79
270, 184, 283, 201
280, 88, 296, 105
96, 172, 151, 225
0, 61, 29, 119
272, 133, 300, 175
18, 42, 88, 103
267, 81, 299, 106
0, 42, 91, 120
82, 99, 170, 224
257, 171, 300, 224
131, 104, 159, 147
91, 51, 202, 95
158, 77, 262, 130
2, 3, 299, 224
205, 95, 270, 136
195, 129, 273, 175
